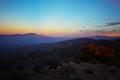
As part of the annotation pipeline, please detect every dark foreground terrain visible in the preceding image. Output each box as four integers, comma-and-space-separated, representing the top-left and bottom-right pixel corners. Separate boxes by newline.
0, 37, 120, 80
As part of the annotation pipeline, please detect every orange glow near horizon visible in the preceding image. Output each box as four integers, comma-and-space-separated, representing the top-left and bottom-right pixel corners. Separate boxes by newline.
0, 24, 38, 34
0, 0, 120, 37
0, 25, 120, 37
100, 33, 120, 37
0, 29, 120, 37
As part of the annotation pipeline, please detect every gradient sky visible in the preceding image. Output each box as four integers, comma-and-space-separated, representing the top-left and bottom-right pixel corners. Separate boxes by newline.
0, 0, 120, 37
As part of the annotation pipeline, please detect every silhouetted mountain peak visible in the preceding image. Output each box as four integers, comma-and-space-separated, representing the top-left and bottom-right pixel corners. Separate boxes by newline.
23, 33, 51, 38
0, 33, 49, 38
24, 33, 37, 36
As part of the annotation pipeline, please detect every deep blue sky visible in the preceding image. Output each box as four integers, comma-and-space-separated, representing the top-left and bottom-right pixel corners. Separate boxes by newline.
0, 0, 120, 37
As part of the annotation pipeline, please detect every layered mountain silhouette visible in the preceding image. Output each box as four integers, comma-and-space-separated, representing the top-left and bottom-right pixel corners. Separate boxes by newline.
0, 33, 70, 52
0, 34, 120, 53
0, 33, 69, 44
89, 35, 120, 40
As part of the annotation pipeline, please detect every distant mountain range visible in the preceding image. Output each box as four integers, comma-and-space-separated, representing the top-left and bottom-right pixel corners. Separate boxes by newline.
0, 33, 70, 53
0, 33, 49, 38
0, 33, 49, 39
0, 33, 119, 53
0, 33, 70, 47
89, 35, 120, 40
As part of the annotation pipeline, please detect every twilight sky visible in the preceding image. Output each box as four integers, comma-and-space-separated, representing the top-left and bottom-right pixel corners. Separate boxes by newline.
0, 0, 120, 37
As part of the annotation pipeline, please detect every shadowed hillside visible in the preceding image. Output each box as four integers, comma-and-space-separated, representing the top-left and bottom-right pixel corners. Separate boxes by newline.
0, 37, 120, 80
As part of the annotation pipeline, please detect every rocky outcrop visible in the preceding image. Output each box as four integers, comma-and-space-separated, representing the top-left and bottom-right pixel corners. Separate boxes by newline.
56, 61, 120, 80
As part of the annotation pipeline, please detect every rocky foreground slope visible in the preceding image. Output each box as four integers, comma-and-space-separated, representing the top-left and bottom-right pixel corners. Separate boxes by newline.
1, 61, 120, 80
